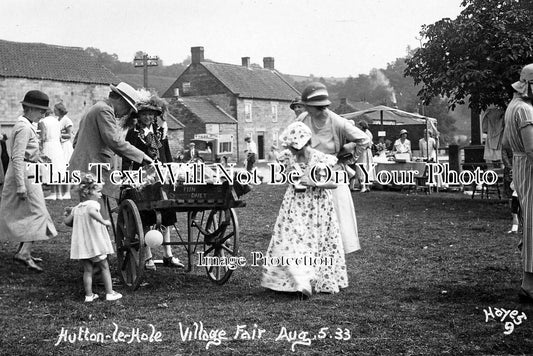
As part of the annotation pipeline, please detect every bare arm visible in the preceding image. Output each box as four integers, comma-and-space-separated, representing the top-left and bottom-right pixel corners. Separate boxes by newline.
87, 206, 111, 226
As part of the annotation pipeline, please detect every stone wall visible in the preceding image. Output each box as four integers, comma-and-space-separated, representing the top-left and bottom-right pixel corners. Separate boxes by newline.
0, 77, 110, 135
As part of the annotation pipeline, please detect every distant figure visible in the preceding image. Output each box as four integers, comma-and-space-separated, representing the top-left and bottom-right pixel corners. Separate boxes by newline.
39, 108, 66, 200
267, 145, 279, 163
356, 120, 375, 192
244, 135, 258, 172
419, 129, 437, 162
55, 102, 73, 199
393, 129, 412, 159
182, 142, 200, 162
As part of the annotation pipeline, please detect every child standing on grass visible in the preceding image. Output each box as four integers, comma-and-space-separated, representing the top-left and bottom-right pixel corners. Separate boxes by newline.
261, 122, 348, 298
64, 174, 122, 302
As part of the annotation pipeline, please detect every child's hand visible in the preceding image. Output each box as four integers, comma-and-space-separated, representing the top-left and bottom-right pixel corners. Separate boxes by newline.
102, 219, 112, 227
64, 207, 73, 217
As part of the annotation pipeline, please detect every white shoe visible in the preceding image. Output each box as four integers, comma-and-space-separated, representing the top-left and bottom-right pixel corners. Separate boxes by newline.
84, 293, 99, 302
62, 192, 71, 200
145, 259, 157, 271
106, 291, 122, 301
44, 194, 57, 200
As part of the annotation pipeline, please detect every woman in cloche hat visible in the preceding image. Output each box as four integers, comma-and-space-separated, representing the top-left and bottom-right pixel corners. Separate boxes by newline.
297, 82, 370, 256
392, 128, 412, 159
0, 90, 58, 272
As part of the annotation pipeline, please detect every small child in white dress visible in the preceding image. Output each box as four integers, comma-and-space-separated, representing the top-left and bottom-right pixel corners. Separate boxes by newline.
64, 174, 122, 302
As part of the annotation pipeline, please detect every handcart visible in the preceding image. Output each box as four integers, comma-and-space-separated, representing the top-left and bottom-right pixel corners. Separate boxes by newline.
107, 173, 248, 291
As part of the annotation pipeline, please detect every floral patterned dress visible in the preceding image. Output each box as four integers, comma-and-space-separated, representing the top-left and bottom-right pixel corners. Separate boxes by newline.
261, 148, 348, 294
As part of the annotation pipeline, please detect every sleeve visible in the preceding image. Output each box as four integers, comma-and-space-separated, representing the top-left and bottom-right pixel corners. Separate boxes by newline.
344, 121, 371, 146
518, 104, 533, 130
10, 126, 31, 193
96, 107, 145, 163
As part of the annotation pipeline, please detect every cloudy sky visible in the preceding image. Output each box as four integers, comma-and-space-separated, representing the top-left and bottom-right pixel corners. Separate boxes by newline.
0, 0, 463, 78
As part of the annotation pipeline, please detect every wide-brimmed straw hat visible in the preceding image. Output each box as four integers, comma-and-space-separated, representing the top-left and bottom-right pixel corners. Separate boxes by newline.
280, 122, 312, 150
300, 82, 331, 106
20, 90, 49, 110
511, 63, 533, 95
110, 82, 141, 112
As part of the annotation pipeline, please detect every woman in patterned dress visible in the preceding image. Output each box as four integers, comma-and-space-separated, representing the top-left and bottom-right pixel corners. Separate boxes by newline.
261, 122, 348, 298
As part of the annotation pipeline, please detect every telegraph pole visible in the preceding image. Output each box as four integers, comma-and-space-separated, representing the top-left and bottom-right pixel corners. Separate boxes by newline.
133, 53, 159, 88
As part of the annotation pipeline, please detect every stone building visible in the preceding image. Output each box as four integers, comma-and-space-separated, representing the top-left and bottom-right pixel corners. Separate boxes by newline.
163, 47, 300, 163
0, 39, 118, 135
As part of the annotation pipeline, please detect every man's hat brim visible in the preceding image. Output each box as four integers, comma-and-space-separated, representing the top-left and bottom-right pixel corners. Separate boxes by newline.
110, 84, 138, 112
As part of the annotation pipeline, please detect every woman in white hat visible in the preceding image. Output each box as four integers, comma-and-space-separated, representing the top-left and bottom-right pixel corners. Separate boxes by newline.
393, 129, 412, 159
0, 90, 58, 272
261, 122, 348, 298
297, 82, 370, 255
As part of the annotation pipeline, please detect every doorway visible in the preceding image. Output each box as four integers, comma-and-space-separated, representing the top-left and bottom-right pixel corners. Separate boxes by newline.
257, 133, 265, 160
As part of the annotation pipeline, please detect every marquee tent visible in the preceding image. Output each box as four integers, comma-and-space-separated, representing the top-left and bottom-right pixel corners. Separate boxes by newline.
341, 105, 438, 135
341, 105, 440, 161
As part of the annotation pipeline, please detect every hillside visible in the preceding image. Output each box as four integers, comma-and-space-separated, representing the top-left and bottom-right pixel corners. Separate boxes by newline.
116, 73, 178, 96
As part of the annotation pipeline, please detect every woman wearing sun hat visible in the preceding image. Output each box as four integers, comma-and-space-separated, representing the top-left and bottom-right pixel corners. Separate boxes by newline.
297, 82, 370, 254
261, 121, 348, 297
0, 90, 58, 272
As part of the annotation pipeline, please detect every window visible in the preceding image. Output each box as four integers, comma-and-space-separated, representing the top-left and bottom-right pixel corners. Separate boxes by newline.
182, 82, 191, 94
272, 129, 279, 147
271, 102, 278, 122
244, 101, 253, 122
219, 141, 232, 154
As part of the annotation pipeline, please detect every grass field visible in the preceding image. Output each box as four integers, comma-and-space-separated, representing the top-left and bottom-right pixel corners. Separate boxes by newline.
0, 183, 531, 356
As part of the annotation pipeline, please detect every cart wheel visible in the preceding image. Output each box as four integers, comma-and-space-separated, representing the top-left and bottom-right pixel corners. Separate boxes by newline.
115, 199, 145, 291
203, 208, 239, 284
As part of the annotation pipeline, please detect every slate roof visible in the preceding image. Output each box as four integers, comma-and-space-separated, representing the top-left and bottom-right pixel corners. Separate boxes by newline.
165, 112, 185, 130
201, 62, 299, 101
0, 39, 118, 84
179, 97, 237, 124
164, 61, 300, 101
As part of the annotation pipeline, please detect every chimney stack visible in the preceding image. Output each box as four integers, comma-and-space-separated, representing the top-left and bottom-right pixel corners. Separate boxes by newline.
241, 57, 250, 68
191, 46, 204, 64
263, 57, 275, 70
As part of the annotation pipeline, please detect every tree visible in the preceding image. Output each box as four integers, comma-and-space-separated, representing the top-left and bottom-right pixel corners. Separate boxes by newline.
405, 0, 533, 144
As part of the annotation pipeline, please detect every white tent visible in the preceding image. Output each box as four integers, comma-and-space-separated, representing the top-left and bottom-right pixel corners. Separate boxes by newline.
341, 105, 438, 135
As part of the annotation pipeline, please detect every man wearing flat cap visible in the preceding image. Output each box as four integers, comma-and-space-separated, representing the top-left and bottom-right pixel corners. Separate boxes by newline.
69, 82, 154, 200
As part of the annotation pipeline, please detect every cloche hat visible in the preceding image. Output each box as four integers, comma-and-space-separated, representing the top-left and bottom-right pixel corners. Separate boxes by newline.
20, 90, 49, 110
300, 82, 331, 106
289, 97, 303, 110
110, 82, 141, 112
511, 63, 533, 95
399, 129, 408, 135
